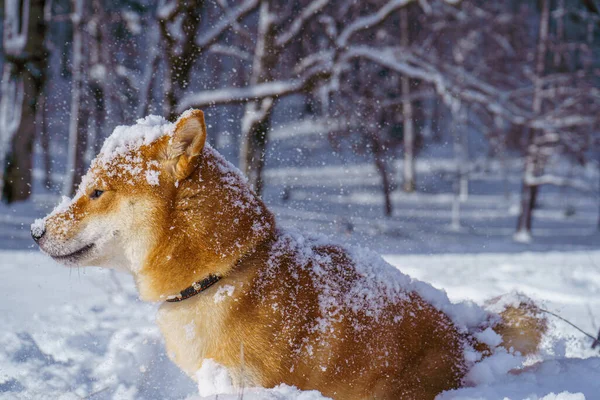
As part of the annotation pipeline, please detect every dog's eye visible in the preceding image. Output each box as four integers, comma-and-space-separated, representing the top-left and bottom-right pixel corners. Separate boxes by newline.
90, 190, 104, 200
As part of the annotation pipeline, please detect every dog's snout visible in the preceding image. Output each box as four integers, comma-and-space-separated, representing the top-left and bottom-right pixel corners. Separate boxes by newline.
31, 227, 46, 243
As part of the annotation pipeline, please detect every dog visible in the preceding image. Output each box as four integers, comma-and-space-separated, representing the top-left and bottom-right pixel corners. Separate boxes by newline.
32, 110, 546, 399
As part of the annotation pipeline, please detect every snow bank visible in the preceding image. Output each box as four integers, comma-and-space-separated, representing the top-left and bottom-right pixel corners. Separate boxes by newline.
0, 252, 196, 399
190, 359, 331, 400
190, 356, 600, 400
440, 357, 600, 400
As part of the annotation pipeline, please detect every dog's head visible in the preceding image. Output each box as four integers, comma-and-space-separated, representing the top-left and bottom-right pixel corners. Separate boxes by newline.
32, 110, 273, 290
32, 110, 209, 270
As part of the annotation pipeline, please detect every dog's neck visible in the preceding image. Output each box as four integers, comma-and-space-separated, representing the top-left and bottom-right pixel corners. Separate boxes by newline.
135, 148, 276, 302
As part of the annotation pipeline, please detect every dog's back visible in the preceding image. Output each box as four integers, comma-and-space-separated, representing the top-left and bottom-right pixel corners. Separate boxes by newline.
192, 231, 467, 399
199, 230, 547, 400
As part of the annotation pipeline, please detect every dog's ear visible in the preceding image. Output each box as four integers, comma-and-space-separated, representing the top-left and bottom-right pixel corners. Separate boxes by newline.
166, 109, 207, 181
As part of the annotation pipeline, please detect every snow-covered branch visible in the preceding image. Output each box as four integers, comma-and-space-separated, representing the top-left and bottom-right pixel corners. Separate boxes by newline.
342, 46, 528, 125
269, 116, 355, 141
196, 0, 259, 49
525, 173, 592, 192
336, 0, 412, 48
177, 79, 306, 111
530, 115, 597, 130
275, 0, 330, 47
157, 1, 179, 21
209, 44, 253, 61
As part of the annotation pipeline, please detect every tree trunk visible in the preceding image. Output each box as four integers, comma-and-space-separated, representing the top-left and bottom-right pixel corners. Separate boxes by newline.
158, 0, 203, 120
515, 0, 550, 240
90, 83, 105, 157
158, 7, 181, 120
92, 0, 112, 154
451, 186, 461, 231
597, 153, 600, 231
0, 0, 48, 202
63, 0, 88, 196
494, 116, 510, 201
516, 127, 538, 241
138, 45, 160, 118
239, 99, 273, 195
239, 0, 277, 195
400, 7, 415, 193
0, 65, 24, 201
515, 181, 538, 242
38, 90, 52, 189
2, 70, 39, 202
83, 0, 112, 157
449, 103, 470, 230
451, 125, 461, 231
371, 134, 393, 217
458, 107, 469, 202
162, 62, 178, 121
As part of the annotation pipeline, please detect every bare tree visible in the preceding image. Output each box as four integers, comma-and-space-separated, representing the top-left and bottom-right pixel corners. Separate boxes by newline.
0, 0, 48, 202
514, 0, 600, 241
238, 0, 278, 195
514, 0, 551, 243
330, 58, 398, 216
178, 0, 434, 195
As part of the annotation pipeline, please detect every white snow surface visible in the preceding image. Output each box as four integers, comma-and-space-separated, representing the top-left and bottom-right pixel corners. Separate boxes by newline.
192, 359, 331, 400
1, 250, 599, 399
440, 357, 597, 400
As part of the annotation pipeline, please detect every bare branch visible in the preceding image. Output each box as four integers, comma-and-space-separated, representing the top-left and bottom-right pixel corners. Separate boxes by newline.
525, 173, 591, 192
275, 0, 330, 47
157, 0, 179, 21
209, 44, 253, 61
337, 0, 412, 48
196, 0, 260, 50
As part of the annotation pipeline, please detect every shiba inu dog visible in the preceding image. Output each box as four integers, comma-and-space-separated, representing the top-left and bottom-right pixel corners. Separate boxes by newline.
32, 110, 545, 399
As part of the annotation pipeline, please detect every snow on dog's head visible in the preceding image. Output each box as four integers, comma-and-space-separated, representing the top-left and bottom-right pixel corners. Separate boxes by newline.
32, 110, 207, 270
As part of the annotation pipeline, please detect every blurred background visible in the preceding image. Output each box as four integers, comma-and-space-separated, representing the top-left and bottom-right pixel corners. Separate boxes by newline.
0, 0, 599, 252
1, 1, 600, 398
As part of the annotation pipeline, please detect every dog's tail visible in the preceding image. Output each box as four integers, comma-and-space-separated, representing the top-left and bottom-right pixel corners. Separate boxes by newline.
485, 293, 547, 356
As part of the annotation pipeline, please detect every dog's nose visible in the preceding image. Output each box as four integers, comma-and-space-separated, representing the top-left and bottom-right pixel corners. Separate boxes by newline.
31, 227, 46, 243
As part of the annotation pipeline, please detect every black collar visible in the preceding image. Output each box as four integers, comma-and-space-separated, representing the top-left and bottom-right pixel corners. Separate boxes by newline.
165, 274, 222, 303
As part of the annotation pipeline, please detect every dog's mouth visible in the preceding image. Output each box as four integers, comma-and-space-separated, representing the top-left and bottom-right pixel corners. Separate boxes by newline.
51, 243, 95, 262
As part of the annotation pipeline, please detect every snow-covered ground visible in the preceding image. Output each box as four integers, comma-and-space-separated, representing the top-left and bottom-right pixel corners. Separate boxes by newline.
1, 248, 599, 399
0, 251, 196, 400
